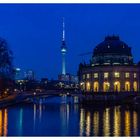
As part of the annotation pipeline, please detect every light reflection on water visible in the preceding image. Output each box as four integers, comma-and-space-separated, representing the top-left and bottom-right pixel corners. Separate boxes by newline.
124, 111, 131, 136
0, 96, 140, 136
79, 105, 139, 136
18, 108, 23, 135
133, 111, 138, 136
113, 106, 121, 136
93, 111, 99, 136
86, 111, 91, 136
0, 109, 8, 136
103, 108, 110, 136
60, 104, 70, 135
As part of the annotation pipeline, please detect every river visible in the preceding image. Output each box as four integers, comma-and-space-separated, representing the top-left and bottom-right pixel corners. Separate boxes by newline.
0, 96, 140, 136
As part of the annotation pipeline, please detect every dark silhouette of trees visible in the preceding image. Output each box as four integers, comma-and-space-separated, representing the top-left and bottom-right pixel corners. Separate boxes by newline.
0, 38, 14, 93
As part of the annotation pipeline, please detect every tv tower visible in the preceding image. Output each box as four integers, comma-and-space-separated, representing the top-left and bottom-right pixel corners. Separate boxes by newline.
61, 18, 67, 75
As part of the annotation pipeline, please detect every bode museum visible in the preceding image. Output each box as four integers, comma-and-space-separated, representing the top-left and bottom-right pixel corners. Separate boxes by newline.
78, 36, 140, 92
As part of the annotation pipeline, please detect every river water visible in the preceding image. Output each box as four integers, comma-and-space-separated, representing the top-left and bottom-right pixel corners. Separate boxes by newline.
0, 96, 140, 136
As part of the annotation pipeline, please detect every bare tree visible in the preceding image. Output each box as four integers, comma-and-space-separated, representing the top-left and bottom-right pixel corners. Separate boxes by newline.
0, 38, 14, 92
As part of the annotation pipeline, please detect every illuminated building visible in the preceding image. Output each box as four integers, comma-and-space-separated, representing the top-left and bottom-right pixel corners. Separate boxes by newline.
78, 36, 140, 92
58, 73, 78, 83
61, 18, 67, 75
24, 70, 35, 80
14, 68, 21, 80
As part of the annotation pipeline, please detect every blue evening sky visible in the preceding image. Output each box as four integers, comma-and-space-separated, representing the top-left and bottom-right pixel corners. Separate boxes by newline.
0, 4, 140, 79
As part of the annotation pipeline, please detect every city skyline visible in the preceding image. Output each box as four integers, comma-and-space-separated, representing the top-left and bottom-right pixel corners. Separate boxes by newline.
1, 3, 140, 137
1, 4, 140, 79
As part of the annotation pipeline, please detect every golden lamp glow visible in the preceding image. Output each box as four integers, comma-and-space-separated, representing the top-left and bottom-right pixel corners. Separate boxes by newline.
93, 82, 99, 92
103, 82, 110, 92
86, 82, 90, 91
114, 81, 120, 92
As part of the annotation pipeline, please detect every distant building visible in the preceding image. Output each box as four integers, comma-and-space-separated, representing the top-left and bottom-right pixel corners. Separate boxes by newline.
78, 36, 140, 92
40, 78, 48, 84
58, 73, 78, 84
24, 70, 35, 80
14, 68, 21, 80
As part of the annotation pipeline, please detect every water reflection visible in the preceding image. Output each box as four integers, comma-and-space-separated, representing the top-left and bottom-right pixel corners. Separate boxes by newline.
60, 104, 70, 135
86, 111, 91, 136
18, 108, 23, 135
33, 104, 36, 126
103, 108, 110, 136
79, 105, 139, 136
113, 106, 121, 136
80, 109, 85, 136
0, 110, 2, 136
0, 109, 8, 136
133, 111, 138, 136
124, 111, 131, 136
93, 111, 99, 136
0, 96, 139, 136
39, 104, 42, 122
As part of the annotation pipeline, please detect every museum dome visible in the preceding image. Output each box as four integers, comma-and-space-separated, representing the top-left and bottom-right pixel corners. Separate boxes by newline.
93, 36, 132, 56
92, 36, 133, 65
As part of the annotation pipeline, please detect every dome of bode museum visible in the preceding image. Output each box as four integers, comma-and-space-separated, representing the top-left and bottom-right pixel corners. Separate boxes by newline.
92, 36, 133, 66
78, 35, 140, 93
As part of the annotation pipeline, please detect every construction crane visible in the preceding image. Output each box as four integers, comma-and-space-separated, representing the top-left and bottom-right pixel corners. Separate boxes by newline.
78, 51, 92, 56
78, 51, 92, 64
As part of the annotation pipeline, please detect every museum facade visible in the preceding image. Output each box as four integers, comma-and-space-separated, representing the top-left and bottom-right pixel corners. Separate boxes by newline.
78, 36, 140, 92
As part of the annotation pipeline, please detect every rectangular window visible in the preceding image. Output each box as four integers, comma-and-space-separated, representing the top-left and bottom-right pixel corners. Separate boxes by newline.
125, 72, 130, 78
104, 72, 109, 78
94, 73, 98, 78
114, 72, 120, 78
87, 74, 90, 79
82, 74, 85, 80
134, 73, 137, 78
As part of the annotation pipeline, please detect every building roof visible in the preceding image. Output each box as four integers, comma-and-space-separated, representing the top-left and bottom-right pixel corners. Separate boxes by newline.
93, 36, 132, 56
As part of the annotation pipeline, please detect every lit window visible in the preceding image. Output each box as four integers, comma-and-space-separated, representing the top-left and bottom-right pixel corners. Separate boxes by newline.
114, 72, 120, 78
125, 81, 130, 91
133, 81, 137, 92
104, 72, 109, 78
114, 81, 120, 92
134, 73, 137, 78
87, 74, 90, 79
125, 72, 130, 78
93, 81, 99, 92
82, 74, 85, 80
103, 82, 110, 92
94, 73, 98, 78
86, 82, 90, 91
80, 82, 85, 90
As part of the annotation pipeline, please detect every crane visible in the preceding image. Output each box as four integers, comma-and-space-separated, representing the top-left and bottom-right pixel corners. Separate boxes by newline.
78, 51, 92, 64
78, 51, 92, 56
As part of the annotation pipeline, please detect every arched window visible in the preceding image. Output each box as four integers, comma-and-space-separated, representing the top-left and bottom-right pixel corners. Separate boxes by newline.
133, 81, 138, 92
103, 82, 110, 92
125, 81, 130, 92
93, 82, 99, 92
86, 82, 91, 91
114, 81, 120, 92
80, 82, 85, 90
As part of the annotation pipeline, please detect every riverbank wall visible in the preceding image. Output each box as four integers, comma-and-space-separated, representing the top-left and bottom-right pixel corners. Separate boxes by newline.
80, 92, 140, 105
